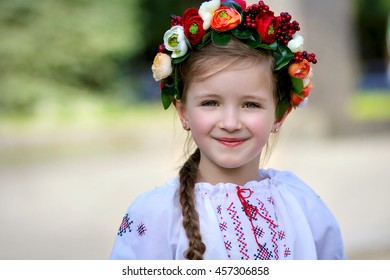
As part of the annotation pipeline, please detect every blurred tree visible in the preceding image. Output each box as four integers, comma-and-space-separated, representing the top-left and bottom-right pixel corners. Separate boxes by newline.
0, 0, 142, 115
355, 0, 390, 84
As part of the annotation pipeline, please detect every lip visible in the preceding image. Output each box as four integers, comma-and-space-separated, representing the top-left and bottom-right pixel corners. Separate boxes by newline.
215, 137, 247, 148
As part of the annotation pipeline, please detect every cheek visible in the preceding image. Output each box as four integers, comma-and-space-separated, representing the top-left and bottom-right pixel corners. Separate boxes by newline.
249, 112, 275, 131
188, 111, 212, 134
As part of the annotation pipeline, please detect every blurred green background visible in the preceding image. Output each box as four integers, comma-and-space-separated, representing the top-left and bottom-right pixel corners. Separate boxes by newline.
0, 0, 390, 260
0, 0, 204, 121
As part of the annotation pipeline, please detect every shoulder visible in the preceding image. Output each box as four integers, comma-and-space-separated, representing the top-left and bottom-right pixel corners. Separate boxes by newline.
261, 168, 334, 218
260, 168, 320, 204
110, 178, 182, 260
261, 168, 346, 259
129, 178, 180, 215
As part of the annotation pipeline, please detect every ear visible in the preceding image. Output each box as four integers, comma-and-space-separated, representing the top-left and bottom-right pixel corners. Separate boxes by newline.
272, 106, 291, 132
173, 99, 189, 130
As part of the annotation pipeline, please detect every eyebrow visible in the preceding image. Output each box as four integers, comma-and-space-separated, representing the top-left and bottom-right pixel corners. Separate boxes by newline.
192, 92, 271, 103
193, 93, 220, 100
240, 93, 270, 102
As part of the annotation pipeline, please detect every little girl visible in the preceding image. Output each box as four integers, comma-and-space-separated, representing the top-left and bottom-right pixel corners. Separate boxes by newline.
110, 0, 345, 260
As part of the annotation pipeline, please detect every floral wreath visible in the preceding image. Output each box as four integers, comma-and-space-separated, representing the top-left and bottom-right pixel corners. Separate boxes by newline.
151, 0, 317, 119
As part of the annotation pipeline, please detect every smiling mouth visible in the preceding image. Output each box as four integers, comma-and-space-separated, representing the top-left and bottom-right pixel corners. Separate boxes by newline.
215, 137, 247, 148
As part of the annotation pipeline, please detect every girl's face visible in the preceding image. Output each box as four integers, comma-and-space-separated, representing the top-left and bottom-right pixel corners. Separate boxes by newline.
175, 63, 286, 184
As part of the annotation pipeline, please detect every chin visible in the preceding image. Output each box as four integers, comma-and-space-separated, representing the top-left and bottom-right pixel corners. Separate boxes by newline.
215, 160, 251, 170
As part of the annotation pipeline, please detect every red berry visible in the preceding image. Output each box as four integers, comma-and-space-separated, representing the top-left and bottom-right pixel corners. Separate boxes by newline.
158, 44, 165, 53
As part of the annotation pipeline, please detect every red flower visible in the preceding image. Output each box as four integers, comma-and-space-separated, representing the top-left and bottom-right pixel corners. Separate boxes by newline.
182, 8, 206, 45
256, 12, 279, 44
211, 6, 241, 32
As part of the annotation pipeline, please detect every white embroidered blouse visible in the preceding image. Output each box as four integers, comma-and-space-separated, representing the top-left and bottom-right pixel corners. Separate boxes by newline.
110, 169, 346, 260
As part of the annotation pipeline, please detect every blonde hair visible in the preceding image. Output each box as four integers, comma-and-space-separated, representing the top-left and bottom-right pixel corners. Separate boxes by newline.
177, 38, 278, 260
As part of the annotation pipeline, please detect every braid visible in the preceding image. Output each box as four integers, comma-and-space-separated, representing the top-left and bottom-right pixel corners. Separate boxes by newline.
178, 148, 206, 260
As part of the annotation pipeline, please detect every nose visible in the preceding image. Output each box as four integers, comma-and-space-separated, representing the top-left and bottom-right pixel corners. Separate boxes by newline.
219, 107, 243, 132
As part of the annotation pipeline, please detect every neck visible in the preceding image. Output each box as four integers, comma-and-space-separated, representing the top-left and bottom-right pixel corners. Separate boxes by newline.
197, 158, 261, 186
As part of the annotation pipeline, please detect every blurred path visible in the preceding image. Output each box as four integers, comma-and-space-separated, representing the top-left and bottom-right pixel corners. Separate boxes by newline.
0, 111, 389, 259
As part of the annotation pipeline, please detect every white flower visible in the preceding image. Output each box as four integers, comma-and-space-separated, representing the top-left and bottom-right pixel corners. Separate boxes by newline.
199, 0, 221, 30
163, 26, 189, 58
298, 97, 309, 108
151, 53, 172, 81
287, 33, 304, 53
302, 67, 313, 87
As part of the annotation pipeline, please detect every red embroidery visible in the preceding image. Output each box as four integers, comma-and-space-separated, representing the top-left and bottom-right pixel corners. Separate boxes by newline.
256, 198, 279, 259
284, 246, 291, 257
236, 186, 279, 259
227, 202, 250, 260
224, 240, 232, 250
117, 214, 133, 236
214, 188, 290, 259
219, 221, 228, 231
216, 204, 232, 259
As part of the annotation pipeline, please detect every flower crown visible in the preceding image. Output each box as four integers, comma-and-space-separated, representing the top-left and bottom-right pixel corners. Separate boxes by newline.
151, 0, 317, 119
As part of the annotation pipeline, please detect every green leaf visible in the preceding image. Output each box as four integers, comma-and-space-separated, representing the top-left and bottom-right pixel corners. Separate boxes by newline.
161, 85, 176, 110
259, 41, 277, 50
275, 96, 291, 119
274, 44, 293, 70
291, 76, 304, 93
211, 31, 233, 46
245, 32, 261, 48
172, 52, 190, 64
231, 28, 253, 40
197, 31, 212, 49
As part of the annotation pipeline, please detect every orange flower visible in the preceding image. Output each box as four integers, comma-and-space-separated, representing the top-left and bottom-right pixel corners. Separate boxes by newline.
290, 92, 304, 106
210, 6, 241, 32
288, 59, 311, 79
301, 82, 313, 98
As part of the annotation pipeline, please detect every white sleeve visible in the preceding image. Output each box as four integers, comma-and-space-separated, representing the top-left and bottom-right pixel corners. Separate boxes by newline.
279, 171, 347, 260
110, 184, 182, 260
